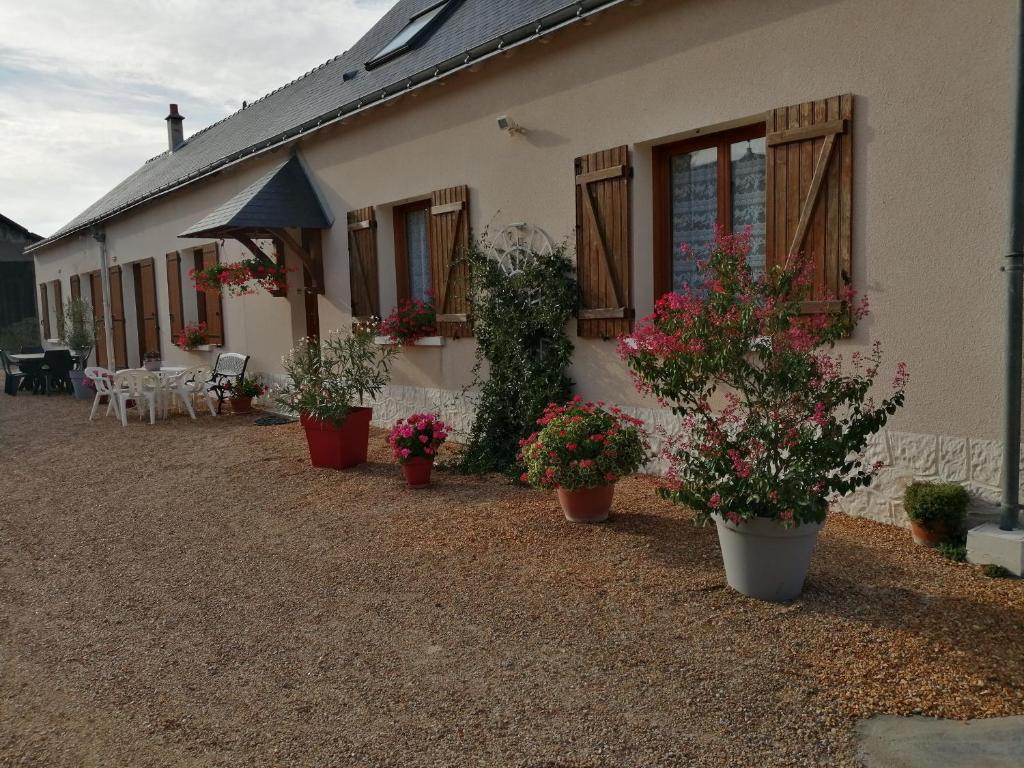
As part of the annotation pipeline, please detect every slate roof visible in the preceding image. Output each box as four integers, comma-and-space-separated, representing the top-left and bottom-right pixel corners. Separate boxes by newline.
32, 0, 626, 252
178, 155, 332, 238
0, 213, 42, 243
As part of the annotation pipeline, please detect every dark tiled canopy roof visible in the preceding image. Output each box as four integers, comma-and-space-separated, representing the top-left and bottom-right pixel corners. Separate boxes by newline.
178, 155, 331, 239
33, 0, 623, 251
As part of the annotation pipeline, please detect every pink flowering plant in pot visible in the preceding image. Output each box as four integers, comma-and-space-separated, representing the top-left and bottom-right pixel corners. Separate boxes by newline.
387, 413, 450, 488
518, 397, 649, 523
619, 227, 908, 600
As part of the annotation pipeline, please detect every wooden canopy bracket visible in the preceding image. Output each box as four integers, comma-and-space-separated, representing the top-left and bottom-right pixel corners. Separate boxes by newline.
234, 235, 288, 297
269, 228, 317, 274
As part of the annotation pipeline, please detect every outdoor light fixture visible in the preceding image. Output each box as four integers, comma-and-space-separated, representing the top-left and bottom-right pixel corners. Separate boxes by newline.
496, 115, 525, 135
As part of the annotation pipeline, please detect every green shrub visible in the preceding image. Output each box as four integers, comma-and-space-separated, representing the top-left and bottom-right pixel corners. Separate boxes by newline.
937, 540, 967, 562
903, 481, 968, 530
0, 317, 40, 352
982, 564, 1014, 579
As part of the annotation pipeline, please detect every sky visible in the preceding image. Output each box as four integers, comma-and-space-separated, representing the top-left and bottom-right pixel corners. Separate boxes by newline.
0, 0, 396, 237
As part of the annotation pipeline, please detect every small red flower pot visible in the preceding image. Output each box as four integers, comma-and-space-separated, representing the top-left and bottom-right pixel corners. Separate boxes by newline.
230, 396, 253, 414
557, 483, 615, 523
401, 457, 434, 488
300, 407, 372, 469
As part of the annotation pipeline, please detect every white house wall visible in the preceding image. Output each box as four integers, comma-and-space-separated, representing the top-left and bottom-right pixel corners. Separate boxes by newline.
32, 0, 1017, 524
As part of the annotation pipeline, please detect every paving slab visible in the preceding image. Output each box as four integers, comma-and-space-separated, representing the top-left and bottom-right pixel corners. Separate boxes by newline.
858, 715, 1024, 768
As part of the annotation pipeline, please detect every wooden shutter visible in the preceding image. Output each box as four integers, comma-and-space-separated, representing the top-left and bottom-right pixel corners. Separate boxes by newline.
70, 274, 81, 301
165, 251, 184, 341
575, 145, 633, 339
108, 266, 128, 369
197, 243, 224, 344
39, 283, 50, 338
51, 280, 64, 338
134, 258, 160, 356
428, 185, 472, 338
347, 207, 380, 320
765, 94, 853, 312
89, 271, 107, 368
301, 229, 322, 339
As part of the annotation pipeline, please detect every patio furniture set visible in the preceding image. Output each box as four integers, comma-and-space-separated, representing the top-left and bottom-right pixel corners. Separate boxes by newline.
1, 347, 250, 426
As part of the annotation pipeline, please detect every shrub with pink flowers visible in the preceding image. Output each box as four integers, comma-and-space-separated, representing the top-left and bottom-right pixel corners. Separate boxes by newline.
518, 397, 649, 491
619, 227, 908, 527
379, 297, 436, 344
387, 413, 450, 463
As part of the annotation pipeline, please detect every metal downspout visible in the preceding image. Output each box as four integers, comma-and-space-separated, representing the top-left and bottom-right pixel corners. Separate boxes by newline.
92, 228, 115, 370
1002, 0, 1024, 531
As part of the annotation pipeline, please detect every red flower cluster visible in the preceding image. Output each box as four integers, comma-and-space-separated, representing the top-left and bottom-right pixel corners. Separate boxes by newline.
379, 297, 436, 345
190, 258, 293, 297
387, 413, 450, 463
176, 321, 208, 351
518, 396, 648, 491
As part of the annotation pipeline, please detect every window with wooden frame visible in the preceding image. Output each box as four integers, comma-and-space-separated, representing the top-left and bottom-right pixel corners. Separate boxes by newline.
653, 94, 853, 310
393, 199, 433, 304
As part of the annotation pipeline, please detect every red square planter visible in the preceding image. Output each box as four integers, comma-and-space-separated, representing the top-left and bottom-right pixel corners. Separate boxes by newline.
300, 407, 372, 469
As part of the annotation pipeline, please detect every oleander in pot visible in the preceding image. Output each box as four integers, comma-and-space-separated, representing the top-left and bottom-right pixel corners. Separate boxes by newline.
275, 322, 397, 469
904, 481, 968, 547
619, 227, 908, 601
518, 397, 649, 523
388, 413, 450, 488
60, 297, 95, 399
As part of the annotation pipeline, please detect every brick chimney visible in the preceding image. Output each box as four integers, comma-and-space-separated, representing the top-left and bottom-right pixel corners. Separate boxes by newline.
165, 104, 185, 151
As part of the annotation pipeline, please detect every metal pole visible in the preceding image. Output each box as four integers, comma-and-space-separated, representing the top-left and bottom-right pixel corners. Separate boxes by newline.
1002, 0, 1024, 531
92, 228, 115, 370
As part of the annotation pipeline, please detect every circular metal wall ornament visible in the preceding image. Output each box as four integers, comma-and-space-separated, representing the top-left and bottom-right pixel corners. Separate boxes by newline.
487, 223, 555, 306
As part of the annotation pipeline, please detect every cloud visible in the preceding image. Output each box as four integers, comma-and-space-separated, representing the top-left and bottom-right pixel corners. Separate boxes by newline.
0, 0, 395, 236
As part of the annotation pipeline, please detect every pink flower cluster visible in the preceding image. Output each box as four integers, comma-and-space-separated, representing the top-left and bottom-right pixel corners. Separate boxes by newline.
387, 412, 450, 464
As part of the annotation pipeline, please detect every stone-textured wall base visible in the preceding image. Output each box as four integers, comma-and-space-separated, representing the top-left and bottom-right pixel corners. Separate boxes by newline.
257, 377, 1004, 528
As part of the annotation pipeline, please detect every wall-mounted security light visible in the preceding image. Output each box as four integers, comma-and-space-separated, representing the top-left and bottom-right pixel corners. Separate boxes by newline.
496, 115, 525, 135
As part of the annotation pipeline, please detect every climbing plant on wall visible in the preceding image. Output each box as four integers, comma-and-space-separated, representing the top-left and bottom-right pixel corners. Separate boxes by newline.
454, 226, 577, 476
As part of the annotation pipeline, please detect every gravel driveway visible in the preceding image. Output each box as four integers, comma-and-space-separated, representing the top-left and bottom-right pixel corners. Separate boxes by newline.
1, 395, 1022, 767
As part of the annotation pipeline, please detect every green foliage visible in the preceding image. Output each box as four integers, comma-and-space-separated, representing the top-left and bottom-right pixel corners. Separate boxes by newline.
60, 297, 95, 359
904, 481, 969, 530
982, 564, 1014, 579
519, 399, 649, 490
937, 538, 967, 563
275, 322, 397, 424
454, 234, 577, 475
0, 318, 39, 352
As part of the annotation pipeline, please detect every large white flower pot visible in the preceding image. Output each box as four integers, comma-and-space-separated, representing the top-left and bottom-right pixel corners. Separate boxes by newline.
714, 516, 824, 602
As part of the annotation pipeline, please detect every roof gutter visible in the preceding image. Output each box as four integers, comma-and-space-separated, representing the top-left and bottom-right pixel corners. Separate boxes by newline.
28, 0, 631, 254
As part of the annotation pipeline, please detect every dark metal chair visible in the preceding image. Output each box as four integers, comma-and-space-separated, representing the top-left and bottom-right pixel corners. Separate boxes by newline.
1, 349, 29, 396
206, 352, 250, 414
39, 350, 74, 395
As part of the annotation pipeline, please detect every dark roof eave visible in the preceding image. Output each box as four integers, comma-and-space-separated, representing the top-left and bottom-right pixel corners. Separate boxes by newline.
27, 0, 628, 255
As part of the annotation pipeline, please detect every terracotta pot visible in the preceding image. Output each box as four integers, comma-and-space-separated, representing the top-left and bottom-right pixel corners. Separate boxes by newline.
557, 483, 615, 523
230, 396, 253, 414
910, 520, 947, 547
401, 457, 434, 488
300, 408, 372, 469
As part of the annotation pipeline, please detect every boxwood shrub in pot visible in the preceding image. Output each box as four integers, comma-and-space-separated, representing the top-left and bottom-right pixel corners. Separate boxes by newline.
903, 481, 968, 547
619, 227, 908, 601
519, 397, 649, 523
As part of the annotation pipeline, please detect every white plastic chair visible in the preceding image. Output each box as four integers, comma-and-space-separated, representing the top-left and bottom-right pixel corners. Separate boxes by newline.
165, 366, 216, 419
85, 366, 120, 422
112, 370, 159, 426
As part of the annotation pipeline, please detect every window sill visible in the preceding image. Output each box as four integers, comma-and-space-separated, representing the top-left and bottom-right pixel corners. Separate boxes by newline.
373, 335, 445, 347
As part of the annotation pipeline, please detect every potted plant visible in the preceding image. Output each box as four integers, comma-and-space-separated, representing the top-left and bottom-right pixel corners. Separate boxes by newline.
190, 258, 292, 296
142, 351, 162, 371
60, 297, 95, 399
387, 413, 450, 487
619, 227, 908, 601
379, 297, 436, 345
177, 321, 208, 351
224, 375, 266, 414
518, 397, 649, 523
275, 322, 398, 469
904, 481, 969, 547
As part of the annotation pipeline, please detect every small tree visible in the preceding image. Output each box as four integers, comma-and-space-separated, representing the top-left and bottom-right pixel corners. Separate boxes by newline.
60, 297, 95, 364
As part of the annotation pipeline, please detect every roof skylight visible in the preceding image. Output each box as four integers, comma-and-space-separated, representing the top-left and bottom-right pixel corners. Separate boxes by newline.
366, 0, 453, 69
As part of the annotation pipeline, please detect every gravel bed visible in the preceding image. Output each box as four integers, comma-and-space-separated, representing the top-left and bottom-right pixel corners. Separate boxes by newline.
1, 395, 1021, 767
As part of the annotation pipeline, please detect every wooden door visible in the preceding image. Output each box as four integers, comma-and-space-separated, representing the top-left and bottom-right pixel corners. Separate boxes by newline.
301, 229, 321, 339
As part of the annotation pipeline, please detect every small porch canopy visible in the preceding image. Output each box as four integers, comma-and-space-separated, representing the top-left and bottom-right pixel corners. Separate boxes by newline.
178, 154, 332, 292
